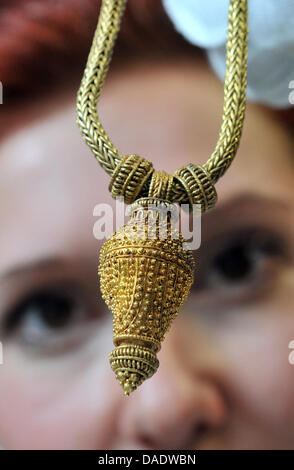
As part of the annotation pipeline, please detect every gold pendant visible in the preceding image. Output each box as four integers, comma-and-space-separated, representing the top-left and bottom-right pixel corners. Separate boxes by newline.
99, 197, 195, 395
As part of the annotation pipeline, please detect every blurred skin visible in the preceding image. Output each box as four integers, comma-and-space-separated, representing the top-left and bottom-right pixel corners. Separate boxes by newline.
0, 60, 294, 450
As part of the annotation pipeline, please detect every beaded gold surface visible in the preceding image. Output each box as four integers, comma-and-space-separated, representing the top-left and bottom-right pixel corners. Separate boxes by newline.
99, 198, 195, 395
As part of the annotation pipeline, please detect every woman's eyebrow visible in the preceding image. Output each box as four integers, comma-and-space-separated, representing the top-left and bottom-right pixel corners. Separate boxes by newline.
210, 192, 290, 216
197, 192, 292, 240
1, 257, 67, 280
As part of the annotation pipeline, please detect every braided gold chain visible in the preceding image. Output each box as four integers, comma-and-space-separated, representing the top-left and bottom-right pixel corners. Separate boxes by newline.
77, 0, 248, 211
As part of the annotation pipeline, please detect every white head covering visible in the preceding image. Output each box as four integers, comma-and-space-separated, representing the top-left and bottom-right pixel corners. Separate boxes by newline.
163, 0, 294, 109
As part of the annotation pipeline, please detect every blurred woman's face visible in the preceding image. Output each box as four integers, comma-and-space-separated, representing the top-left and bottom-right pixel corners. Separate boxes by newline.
0, 61, 294, 450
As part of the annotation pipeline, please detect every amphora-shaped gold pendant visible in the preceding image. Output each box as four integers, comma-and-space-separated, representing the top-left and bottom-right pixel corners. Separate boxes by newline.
99, 198, 195, 395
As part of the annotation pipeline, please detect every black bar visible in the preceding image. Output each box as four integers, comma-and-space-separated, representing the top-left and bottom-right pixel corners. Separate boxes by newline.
0, 449, 292, 466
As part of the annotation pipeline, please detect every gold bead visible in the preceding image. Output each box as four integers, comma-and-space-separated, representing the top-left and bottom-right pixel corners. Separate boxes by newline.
174, 164, 218, 212
109, 154, 153, 204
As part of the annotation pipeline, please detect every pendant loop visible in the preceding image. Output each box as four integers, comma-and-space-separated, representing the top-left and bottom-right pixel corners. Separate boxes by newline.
148, 170, 174, 201
109, 154, 153, 204
174, 164, 218, 212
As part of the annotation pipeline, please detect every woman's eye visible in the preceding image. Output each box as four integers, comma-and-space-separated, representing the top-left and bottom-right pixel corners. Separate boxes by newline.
197, 229, 286, 295
3, 289, 92, 350
212, 241, 266, 283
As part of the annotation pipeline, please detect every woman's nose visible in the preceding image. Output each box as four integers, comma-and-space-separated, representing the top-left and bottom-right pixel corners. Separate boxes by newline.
116, 319, 227, 449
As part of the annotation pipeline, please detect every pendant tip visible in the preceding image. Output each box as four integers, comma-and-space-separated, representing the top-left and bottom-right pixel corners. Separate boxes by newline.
109, 343, 160, 396
120, 378, 138, 396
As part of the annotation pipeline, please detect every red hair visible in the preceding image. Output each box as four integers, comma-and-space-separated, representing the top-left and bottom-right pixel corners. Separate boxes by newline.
0, 0, 200, 100
0, 0, 293, 131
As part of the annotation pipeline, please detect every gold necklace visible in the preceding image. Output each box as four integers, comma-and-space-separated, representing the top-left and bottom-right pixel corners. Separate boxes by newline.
77, 0, 248, 396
